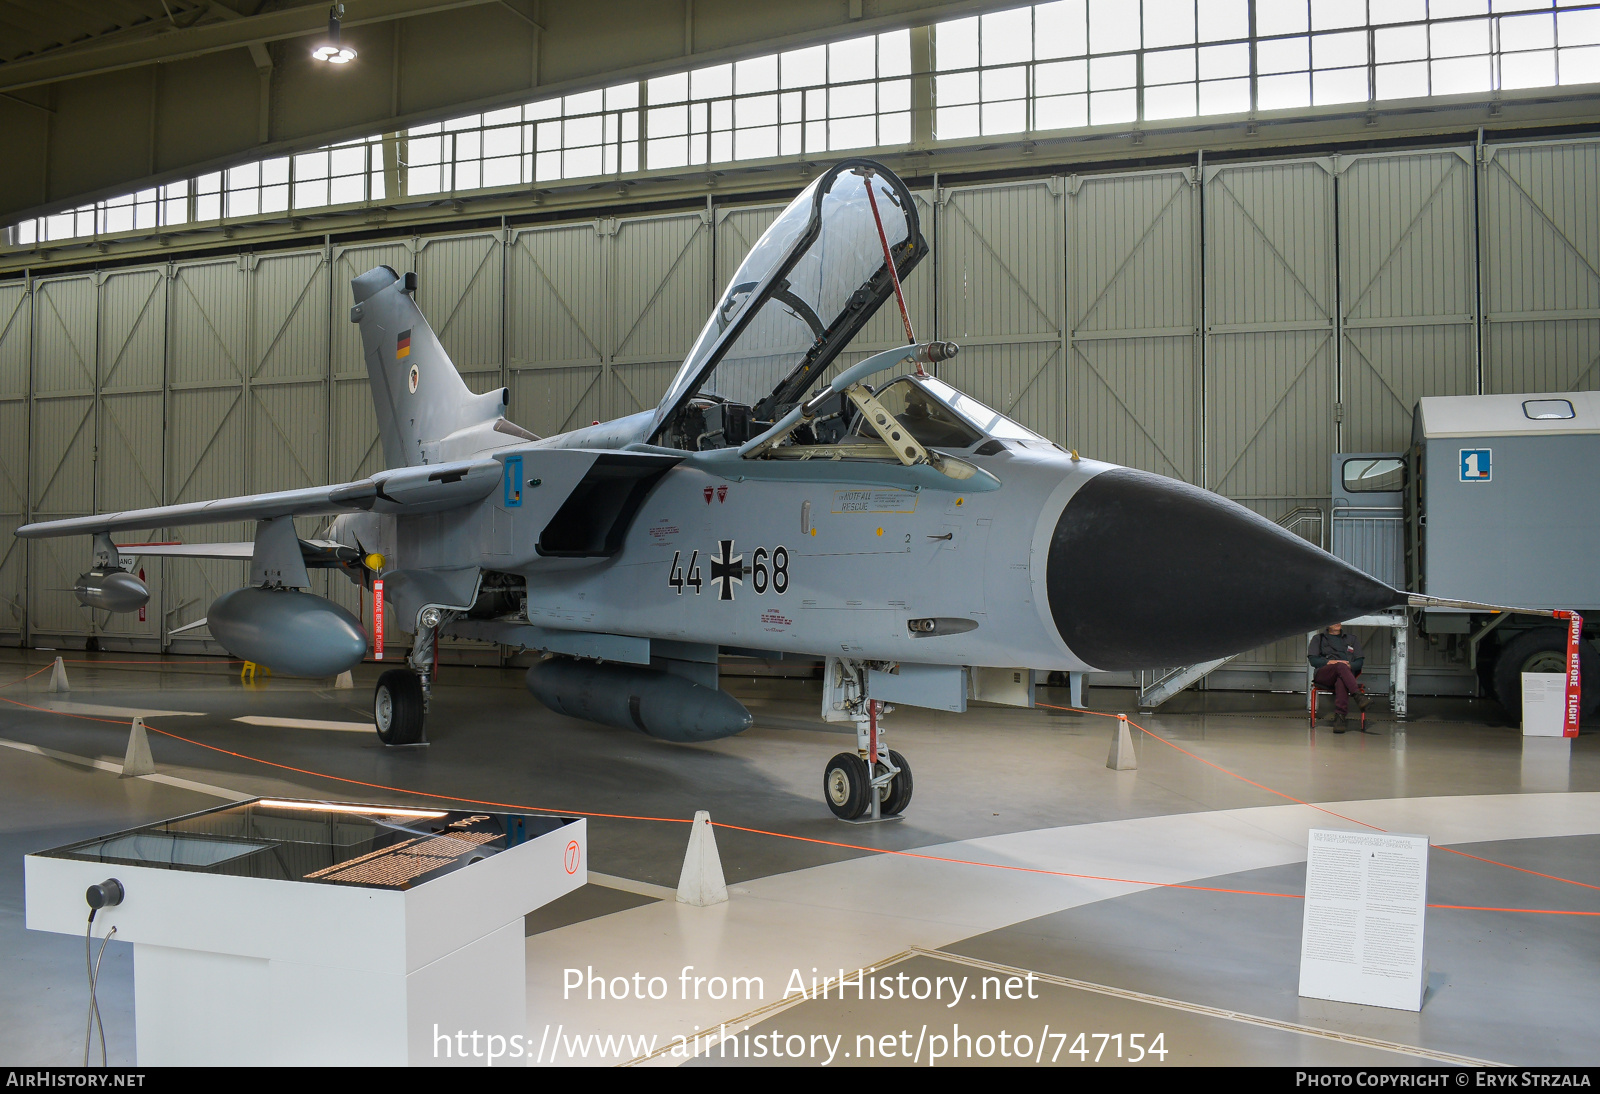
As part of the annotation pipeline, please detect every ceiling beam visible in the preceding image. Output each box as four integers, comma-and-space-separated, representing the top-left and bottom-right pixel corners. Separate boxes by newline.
0, 1, 94, 44
0, 0, 504, 92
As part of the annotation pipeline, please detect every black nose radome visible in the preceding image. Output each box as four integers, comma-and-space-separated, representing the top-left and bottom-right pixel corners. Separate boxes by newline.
1048, 468, 1404, 671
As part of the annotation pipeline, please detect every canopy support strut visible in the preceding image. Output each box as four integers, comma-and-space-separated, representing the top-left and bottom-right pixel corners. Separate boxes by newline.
863, 171, 920, 374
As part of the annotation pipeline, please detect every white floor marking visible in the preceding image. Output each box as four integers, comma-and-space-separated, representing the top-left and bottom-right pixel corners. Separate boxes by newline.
625, 944, 1500, 1068
41, 701, 205, 718
526, 792, 1600, 1067
0, 736, 247, 801
588, 871, 676, 901
907, 948, 1498, 1067
233, 716, 375, 733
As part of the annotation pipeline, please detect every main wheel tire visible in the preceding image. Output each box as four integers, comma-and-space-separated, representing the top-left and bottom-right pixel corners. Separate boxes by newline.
1491, 627, 1600, 723
374, 669, 426, 745
878, 749, 914, 816
824, 752, 870, 820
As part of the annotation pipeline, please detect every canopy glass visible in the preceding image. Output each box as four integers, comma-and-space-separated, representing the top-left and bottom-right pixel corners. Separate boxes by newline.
651, 158, 926, 445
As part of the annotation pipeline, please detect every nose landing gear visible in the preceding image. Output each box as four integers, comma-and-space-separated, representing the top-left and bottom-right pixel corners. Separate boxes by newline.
821, 657, 914, 821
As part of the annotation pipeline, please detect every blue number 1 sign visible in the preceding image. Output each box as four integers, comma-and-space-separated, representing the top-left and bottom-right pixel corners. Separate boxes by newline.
1459, 448, 1491, 482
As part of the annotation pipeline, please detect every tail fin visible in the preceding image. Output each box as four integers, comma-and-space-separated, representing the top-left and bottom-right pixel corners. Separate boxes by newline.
350, 265, 511, 468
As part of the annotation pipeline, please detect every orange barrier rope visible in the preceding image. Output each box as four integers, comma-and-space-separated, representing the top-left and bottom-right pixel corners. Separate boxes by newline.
1037, 702, 1600, 893
0, 691, 692, 825
0, 665, 53, 689
57, 658, 247, 665
1037, 702, 1384, 831
0, 687, 1594, 916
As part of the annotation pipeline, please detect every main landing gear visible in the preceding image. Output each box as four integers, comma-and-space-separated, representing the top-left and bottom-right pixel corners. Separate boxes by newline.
821, 658, 914, 821
374, 607, 454, 746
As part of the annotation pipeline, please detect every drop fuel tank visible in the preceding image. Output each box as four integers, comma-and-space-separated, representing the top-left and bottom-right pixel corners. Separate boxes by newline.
525, 658, 753, 742
73, 569, 149, 613
208, 587, 368, 677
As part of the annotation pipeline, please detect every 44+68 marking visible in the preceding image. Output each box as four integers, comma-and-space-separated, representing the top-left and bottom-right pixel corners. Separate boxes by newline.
668, 541, 789, 601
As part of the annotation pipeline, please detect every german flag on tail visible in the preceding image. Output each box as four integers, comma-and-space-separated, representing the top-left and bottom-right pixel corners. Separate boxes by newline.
396, 329, 412, 359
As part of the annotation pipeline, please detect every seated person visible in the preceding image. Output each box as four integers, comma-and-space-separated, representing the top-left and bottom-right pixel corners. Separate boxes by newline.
1307, 623, 1369, 732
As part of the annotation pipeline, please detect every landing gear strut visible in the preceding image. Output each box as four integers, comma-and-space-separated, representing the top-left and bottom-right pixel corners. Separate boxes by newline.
373, 607, 453, 747
821, 658, 914, 821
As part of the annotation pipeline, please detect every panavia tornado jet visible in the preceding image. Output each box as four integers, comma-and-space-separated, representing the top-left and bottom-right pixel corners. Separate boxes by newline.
18, 159, 1415, 820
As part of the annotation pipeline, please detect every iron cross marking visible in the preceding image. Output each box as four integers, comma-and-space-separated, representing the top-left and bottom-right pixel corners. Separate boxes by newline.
710, 539, 743, 601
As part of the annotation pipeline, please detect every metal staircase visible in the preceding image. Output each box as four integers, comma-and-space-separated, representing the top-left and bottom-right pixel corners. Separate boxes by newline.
1137, 657, 1234, 710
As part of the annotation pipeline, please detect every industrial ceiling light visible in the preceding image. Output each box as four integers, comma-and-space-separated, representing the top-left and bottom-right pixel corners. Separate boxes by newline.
311, 3, 356, 64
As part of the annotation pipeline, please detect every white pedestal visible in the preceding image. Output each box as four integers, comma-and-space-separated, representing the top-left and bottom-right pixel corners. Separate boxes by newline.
1521, 735, 1573, 793
26, 809, 585, 1066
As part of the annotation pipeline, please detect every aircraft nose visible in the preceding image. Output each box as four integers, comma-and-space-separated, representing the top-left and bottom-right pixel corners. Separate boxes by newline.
1047, 468, 1404, 671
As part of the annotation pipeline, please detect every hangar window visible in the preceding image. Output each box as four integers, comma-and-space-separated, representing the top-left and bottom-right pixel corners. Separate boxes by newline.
409, 85, 640, 193
928, 0, 1599, 139
1342, 457, 1405, 494
1523, 399, 1575, 420
19, 2, 1600, 250
644, 30, 911, 169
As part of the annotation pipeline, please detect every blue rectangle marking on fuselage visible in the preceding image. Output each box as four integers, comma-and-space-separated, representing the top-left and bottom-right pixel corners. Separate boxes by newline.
504, 455, 523, 507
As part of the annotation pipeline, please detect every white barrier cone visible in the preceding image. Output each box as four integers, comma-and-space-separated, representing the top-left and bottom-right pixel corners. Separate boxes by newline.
676, 810, 728, 907
1107, 714, 1138, 771
334, 670, 355, 689
47, 656, 69, 694
121, 716, 155, 778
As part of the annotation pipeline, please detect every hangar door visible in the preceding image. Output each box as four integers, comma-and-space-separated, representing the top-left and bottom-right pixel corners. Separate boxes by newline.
163, 251, 332, 650
1481, 138, 1600, 395
1067, 168, 1200, 482
416, 231, 504, 399
93, 267, 167, 645
936, 179, 1066, 445
1338, 149, 1478, 454
509, 211, 711, 437
1203, 158, 1337, 522
1202, 159, 1337, 681
509, 221, 606, 436
611, 211, 713, 420
0, 279, 27, 644
27, 274, 99, 642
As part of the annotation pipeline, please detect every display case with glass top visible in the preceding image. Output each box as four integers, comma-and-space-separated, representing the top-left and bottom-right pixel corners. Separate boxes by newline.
40, 797, 577, 891
26, 797, 588, 1064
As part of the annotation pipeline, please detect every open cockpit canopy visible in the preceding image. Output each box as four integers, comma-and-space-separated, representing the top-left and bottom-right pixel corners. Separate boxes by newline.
650, 159, 927, 448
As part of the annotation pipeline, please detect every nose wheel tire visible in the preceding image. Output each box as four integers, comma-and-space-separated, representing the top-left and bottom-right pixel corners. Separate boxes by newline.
824, 752, 871, 820
374, 669, 426, 745
877, 750, 913, 816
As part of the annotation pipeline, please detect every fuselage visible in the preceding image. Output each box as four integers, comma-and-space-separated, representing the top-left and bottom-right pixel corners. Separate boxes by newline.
336, 431, 1100, 672
515, 442, 1094, 672
332, 391, 1403, 677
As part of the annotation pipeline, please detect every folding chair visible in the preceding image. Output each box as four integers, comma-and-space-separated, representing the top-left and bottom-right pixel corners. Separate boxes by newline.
1310, 681, 1368, 731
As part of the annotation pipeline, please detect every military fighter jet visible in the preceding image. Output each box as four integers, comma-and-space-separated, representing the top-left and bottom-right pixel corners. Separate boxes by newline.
18, 158, 1418, 820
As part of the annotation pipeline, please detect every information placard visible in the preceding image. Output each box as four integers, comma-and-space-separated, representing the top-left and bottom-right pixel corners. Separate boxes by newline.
1298, 828, 1429, 1011
1522, 672, 1568, 737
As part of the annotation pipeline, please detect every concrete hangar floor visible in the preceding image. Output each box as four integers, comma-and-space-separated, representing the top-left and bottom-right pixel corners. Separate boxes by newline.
0, 649, 1594, 1068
